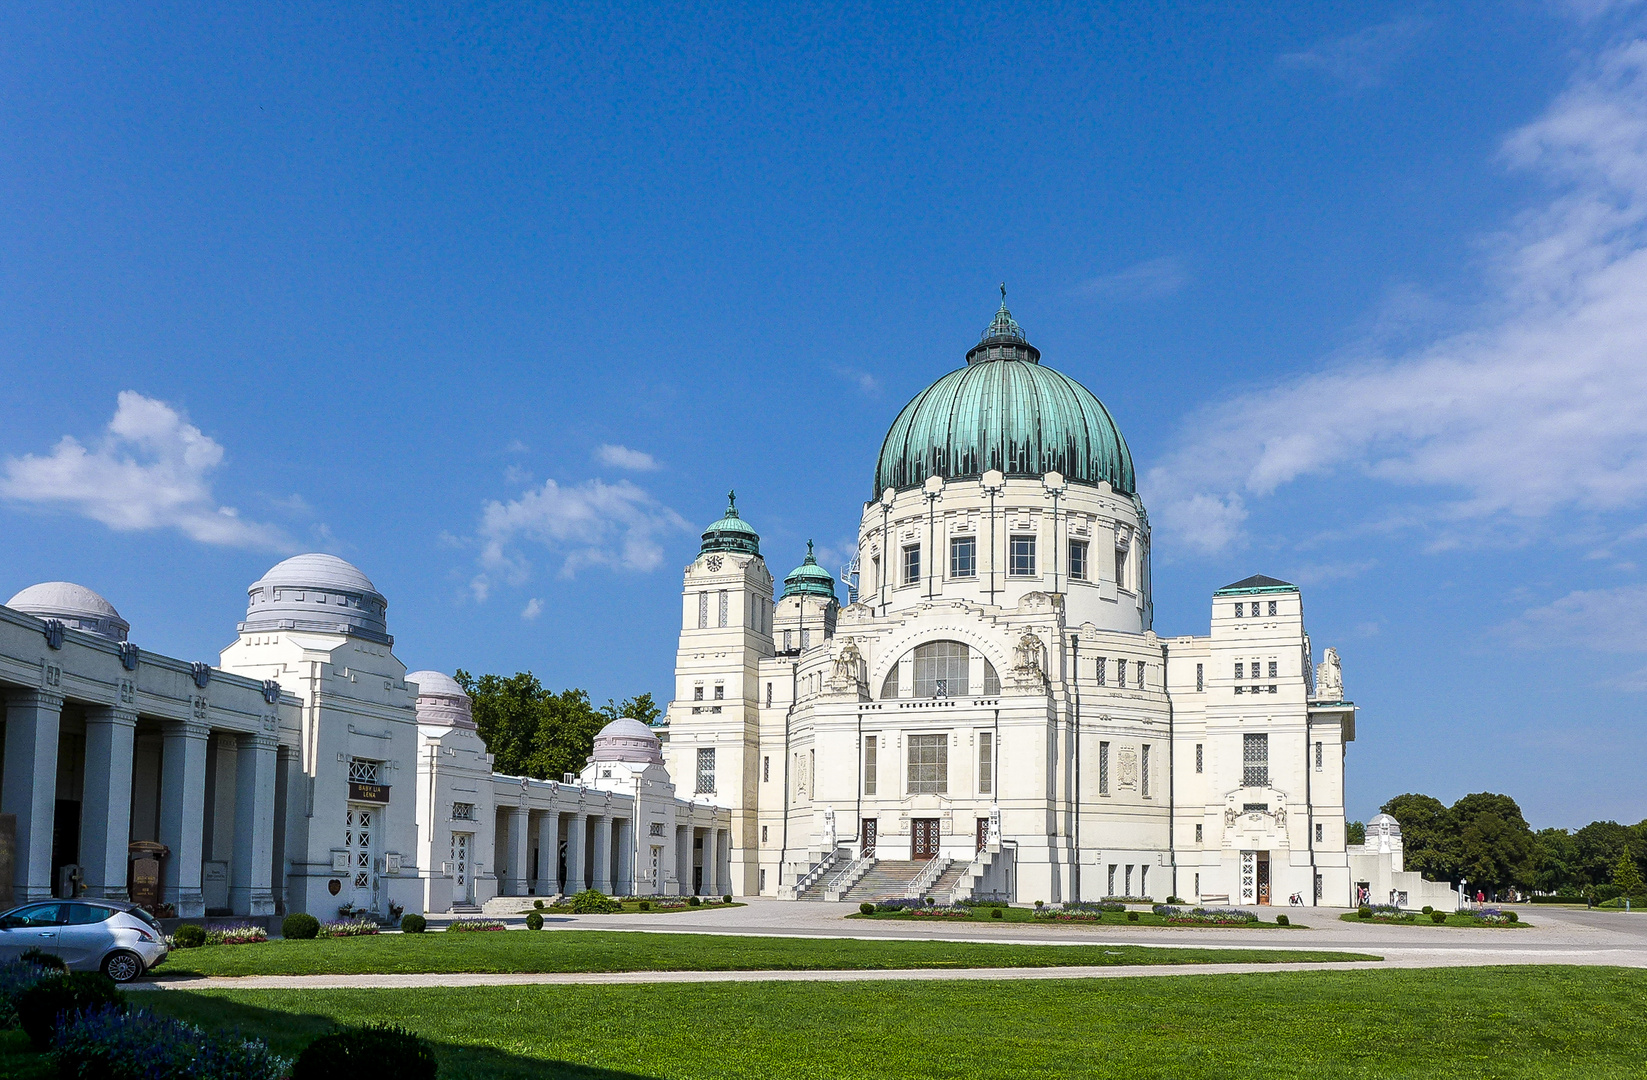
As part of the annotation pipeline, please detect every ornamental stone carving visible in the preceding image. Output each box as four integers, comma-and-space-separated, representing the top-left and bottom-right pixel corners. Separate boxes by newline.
1010, 631, 1047, 690
1117, 747, 1138, 789
1315, 647, 1343, 701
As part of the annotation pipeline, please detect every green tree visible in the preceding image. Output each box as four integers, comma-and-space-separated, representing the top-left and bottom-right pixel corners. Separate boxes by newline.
1531, 828, 1579, 894
1574, 820, 1633, 887
603, 692, 662, 725
454, 671, 660, 781
1614, 846, 1646, 897
1380, 793, 1455, 880
1451, 792, 1536, 894
1345, 821, 1366, 846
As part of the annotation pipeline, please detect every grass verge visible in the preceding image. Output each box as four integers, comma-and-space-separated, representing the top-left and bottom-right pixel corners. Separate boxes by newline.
99, 966, 1647, 1079
154, 929, 1371, 977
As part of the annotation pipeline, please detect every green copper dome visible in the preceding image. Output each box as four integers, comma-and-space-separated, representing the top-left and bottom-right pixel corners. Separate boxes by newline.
873, 294, 1135, 497
782, 540, 838, 600
700, 491, 761, 556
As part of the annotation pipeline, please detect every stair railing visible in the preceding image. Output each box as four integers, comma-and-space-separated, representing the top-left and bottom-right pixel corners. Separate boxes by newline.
904, 855, 951, 900
823, 855, 875, 901
787, 847, 843, 898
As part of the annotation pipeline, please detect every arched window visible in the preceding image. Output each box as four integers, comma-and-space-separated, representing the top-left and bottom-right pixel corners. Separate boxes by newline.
881, 666, 899, 699
914, 641, 969, 697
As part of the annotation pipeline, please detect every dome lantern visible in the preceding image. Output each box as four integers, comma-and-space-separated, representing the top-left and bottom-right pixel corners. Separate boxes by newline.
699, 490, 761, 556
782, 540, 838, 601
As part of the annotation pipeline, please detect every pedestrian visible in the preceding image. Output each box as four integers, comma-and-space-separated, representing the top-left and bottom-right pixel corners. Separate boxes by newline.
1476, 889, 1485, 907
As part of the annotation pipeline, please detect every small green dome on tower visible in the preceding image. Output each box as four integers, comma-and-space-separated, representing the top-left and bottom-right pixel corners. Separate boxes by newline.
700, 491, 761, 556
782, 541, 838, 601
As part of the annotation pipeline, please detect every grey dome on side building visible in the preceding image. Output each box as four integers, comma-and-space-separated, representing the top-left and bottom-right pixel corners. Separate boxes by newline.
240, 553, 392, 645
407, 670, 475, 730
6, 582, 130, 642
590, 716, 664, 765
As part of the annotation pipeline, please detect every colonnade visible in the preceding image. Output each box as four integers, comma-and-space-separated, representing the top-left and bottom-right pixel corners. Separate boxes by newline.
491, 804, 728, 898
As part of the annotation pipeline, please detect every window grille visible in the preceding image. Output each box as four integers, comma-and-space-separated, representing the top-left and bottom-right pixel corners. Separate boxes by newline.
1098, 741, 1110, 796
762, 826, 769, 844
1251, 658, 1260, 680
1315, 741, 1323, 770
1141, 745, 1150, 797
1114, 545, 1127, 590
863, 735, 877, 795
783, 630, 792, 651
978, 731, 994, 795
1315, 823, 1324, 843
451, 802, 474, 821
1268, 600, 1278, 616
1068, 540, 1088, 581
950, 537, 976, 578
801, 628, 811, 648
1096, 657, 1106, 686
714, 683, 724, 700
698, 592, 708, 629
1196, 662, 1204, 692
1125, 865, 1133, 895
1195, 743, 1203, 773
913, 641, 969, 698
1108, 864, 1117, 895
1117, 658, 1127, 686
763, 755, 770, 782
649, 822, 665, 837
1141, 866, 1148, 895
1136, 662, 1145, 689
902, 545, 921, 586
1268, 661, 1278, 678
766, 683, 773, 707
696, 747, 716, 794
1009, 535, 1037, 576
1235, 602, 1244, 617
718, 590, 728, 628
694, 685, 703, 701
348, 758, 379, 784
1195, 823, 1203, 842
1242, 733, 1269, 787
906, 734, 948, 794
1234, 662, 1244, 679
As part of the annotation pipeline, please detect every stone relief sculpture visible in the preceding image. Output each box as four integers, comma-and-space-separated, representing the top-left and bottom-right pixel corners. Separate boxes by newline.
1010, 630, 1047, 688
1117, 747, 1138, 788
829, 638, 863, 689
1316, 647, 1343, 701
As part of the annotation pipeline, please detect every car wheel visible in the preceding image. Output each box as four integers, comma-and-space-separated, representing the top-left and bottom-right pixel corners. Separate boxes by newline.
101, 951, 143, 983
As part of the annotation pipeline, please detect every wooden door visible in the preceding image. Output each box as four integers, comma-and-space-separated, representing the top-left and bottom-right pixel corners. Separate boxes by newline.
912, 819, 940, 859
860, 818, 877, 857
1256, 851, 1271, 905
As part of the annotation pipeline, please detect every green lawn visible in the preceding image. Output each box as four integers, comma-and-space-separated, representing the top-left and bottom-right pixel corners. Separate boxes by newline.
1338, 912, 1531, 928
852, 905, 1300, 928
107, 966, 1647, 1079
154, 929, 1370, 977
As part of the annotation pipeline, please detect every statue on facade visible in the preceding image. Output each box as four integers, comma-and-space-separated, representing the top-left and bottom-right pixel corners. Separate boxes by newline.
1010, 630, 1046, 688
1316, 647, 1343, 701
829, 638, 863, 690
1224, 804, 1239, 830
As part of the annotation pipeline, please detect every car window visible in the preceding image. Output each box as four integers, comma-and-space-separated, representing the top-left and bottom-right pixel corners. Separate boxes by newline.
62, 904, 112, 926
126, 907, 163, 933
8, 904, 63, 927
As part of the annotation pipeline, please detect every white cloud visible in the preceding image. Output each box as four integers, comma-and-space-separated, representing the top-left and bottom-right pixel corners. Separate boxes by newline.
521, 597, 544, 620
1072, 257, 1187, 302
503, 464, 533, 485
1152, 40, 1647, 554
472, 477, 690, 592
505, 439, 529, 454
1278, 16, 1429, 90
0, 391, 287, 549
1507, 584, 1647, 688
833, 366, 881, 394
593, 444, 659, 471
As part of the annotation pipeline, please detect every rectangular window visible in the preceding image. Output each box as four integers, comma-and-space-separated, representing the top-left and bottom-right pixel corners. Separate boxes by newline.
1068, 540, 1088, 581
1250, 657, 1260, 680
1125, 865, 1133, 896
1114, 545, 1127, 590
1315, 822, 1324, 843
783, 629, 792, 651
762, 755, 770, 782
1009, 534, 1037, 576
760, 868, 767, 891
451, 802, 474, 821
902, 544, 921, 586
906, 734, 948, 794
978, 731, 994, 795
1195, 743, 1203, 773
1242, 733, 1269, 788
1096, 657, 1106, 686
696, 747, 716, 794
693, 685, 704, 701
871, 555, 881, 592
1098, 741, 1110, 796
1268, 660, 1278, 678
766, 682, 773, 707
1195, 872, 1200, 896
802, 628, 811, 647
1196, 662, 1204, 692
1107, 864, 1117, 896
713, 683, 725, 700
1140, 865, 1148, 895
1234, 662, 1244, 679
761, 825, 769, 843
1235, 601, 1245, 618
698, 592, 708, 628
1136, 662, 1145, 689
1117, 658, 1128, 686
1315, 741, 1323, 771
718, 590, 728, 627
949, 536, 977, 578
649, 821, 665, 837
864, 735, 878, 795
1268, 600, 1278, 616
1141, 744, 1150, 797
348, 758, 379, 784
1195, 823, 1203, 842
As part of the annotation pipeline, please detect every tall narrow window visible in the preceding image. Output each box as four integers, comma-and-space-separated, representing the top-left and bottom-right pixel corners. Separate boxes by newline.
1195, 743, 1203, 773
693, 685, 704, 701
906, 734, 948, 794
1096, 657, 1107, 686
766, 682, 773, 707
949, 536, 976, 579
1268, 660, 1278, 678
1195, 823, 1203, 842
871, 555, 881, 592
1235, 602, 1245, 618
1242, 733, 1269, 787
762, 755, 770, 782
1315, 822, 1324, 843
801, 628, 811, 647
1141, 745, 1151, 797
1140, 865, 1148, 895
1234, 662, 1244, 679
978, 731, 994, 795
863, 736, 878, 795
1117, 658, 1127, 686
718, 590, 728, 627
1107, 864, 1117, 896
1314, 740, 1323, 771
713, 683, 724, 700
1125, 865, 1133, 896
783, 630, 791, 651
1009, 535, 1037, 576
696, 748, 716, 794
902, 545, 921, 586
1068, 540, 1089, 581
698, 592, 709, 629
1136, 662, 1145, 689
1268, 600, 1278, 616
1196, 662, 1204, 692
1098, 741, 1110, 796
1114, 545, 1128, 590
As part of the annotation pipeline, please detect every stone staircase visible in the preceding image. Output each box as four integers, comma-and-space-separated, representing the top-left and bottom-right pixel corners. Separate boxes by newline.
840, 860, 929, 903
930, 861, 970, 899
480, 894, 545, 916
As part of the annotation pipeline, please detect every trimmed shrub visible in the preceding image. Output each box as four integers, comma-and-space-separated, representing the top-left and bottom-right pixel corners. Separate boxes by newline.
687, 895, 701, 907
16, 972, 123, 1049
1276, 914, 1289, 926
1431, 910, 1448, 923
54, 1003, 290, 1079
526, 912, 544, 930
723, 895, 733, 905
445, 919, 506, 932
1126, 911, 1140, 922
1507, 910, 1519, 923
400, 913, 426, 934
1422, 905, 1434, 915
570, 889, 622, 914
1034, 900, 1044, 909
638, 900, 651, 911
293, 1022, 437, 1080
860, 902, 875, 915
1358, 906, 1373, 919
533, 899, 545, 910
282, 913, 321, 940
172, 924, 206, 949
0, 960, 53, 1029
990, 908, 1004, 919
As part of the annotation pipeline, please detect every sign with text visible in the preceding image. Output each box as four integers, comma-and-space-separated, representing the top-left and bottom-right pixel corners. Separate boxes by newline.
348, 781, 389, 804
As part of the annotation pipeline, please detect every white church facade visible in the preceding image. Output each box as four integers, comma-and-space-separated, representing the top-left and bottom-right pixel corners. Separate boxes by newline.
661, 297, 1386, 908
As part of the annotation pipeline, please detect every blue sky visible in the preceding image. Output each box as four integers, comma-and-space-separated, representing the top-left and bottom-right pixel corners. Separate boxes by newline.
4, 2, 1646, 827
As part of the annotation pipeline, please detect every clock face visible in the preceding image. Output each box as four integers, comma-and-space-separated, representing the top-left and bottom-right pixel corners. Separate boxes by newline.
706, 555, 723, 572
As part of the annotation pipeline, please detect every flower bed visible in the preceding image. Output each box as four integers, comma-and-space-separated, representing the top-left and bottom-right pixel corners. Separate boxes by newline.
1157, 906, 1260, 926
909, 906, 971, 918
445, 919, 507, 932
54, 1003, 290, 1079
204, 924, 267, 946
318, 919, 381, 938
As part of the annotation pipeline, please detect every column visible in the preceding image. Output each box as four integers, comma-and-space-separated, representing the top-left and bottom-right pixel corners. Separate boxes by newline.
159, 721, 210, 917
504, 807, 530, 895
534, 812, 558, 896
2, 690, 63, 902
229, 733, 278, 916
702, 828, 719, 896
614, 819, 633, 896
591, 815, 613, 893
272, 745, 297, 913
565, 812, 586, 892
716, 828, 729, 898
675, 824, 690, 896
79, 706, 137, 900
